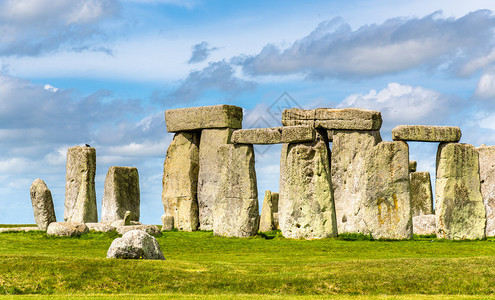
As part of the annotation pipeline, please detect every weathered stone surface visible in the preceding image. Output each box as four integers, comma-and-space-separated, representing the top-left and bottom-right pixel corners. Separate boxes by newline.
64, 146, 97, 223
47, 222, 89, 237
259, 190, 280, 232
478, 145, 495, 236
279, 130, 337, 239
124, 211, 132, 225
213, 144, 259, 237
281, 126, 315, 143
197, 129, 234, 230
409, 161, 417, 172
101, 167, 140, 223
436, 143, 485, 240
162, 132, 200, 231
363, 141, 412, 239
161, 214, 174, 231
107, 230, 165, 260
413, 214, 436, 235
331, 130, 382, 234
86, 222, 116, 232
231, 127, 282, 144
30, 179, 56, 230
410, 172, 434, 217
116, 225, 161, 236
392, 125, 461, 142
165, 105, 242, 132
282, 108, 382, 130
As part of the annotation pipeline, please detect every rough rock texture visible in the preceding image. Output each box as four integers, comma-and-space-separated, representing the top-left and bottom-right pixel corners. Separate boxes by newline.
259, 190, 280, 232
107, 230, 165, 260
197, 128, 234, 230
282, 108, 382, 130
279, 130, 337, 239
101, 167, 140, 223
86, 223, 116, 232
231, 126, 315, 144
162, 132, 199, 231
116, 225, 161, 236
213, 144, 259, 237
363, 141, 412, 239
64, 146, 97, 223
409, 161, 417, 172
436, 143, 486, 240
165, 105, 242, 132
410, 172, 434, 217
413, 214, 436, 235
30, 179, 56, 230
392, 125, 461, 142
47, 222, 89, 237
281, 126, 316, 143
331, 130, 382, 234
161, 214, 174, 231
478, 145, 495, 236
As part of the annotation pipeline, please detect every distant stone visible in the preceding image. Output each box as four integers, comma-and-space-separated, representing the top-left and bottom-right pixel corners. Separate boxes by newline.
107, 230, 165, 260
282, 108, 382, 130
259, 190, 279, 232
47, 222, 89, 237
124, 211, 132, 225
392, 125, 461, 142
85, 222, 116, 232
165, 105, 242, 132
410, 172, 434, 217
30, 179, 56, 230
64, 146, 97, 223
436, 143, 485, 240
413, 214, 436, 235
101, 167, 140, 223
409, 161, 417, 172
478, 145, 495, 236
111, 219, 141, 227
116, 225, 161, 236
161, 214, 174, 231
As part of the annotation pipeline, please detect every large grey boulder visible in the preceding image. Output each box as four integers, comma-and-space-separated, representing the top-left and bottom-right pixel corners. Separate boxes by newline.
30, 179, 56, 230
363, 141, 412, 239
413, 214, 436, 236
259, 190, 279, 232
279, 130, 337, 239
165, 105, 242, 132
477, 145, 495, 236
410, 172, 434, 217
47, 222, 89, 237
107, 230, 165, 260
436, 143, 486, 240
392, 125, 461, 142
282, 108, 382, 130
101, 166, 140, 223
64, 146, 97, 223
162, 132, 199, 231
213, 144, 259, 237
331, 130, 382, 234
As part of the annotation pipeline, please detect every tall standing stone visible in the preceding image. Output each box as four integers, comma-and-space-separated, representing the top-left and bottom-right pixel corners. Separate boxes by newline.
410, 172, 434, 217
64, 146, 97, 223
363, 141, 412, 239
101, 166, 140, 223
436, 143, 485, 240
331, 130, 382, 234
478, 145, 495, 236
259, 190, 279, 232
30, 179, 56, 230
162, 132, 200, 231
213, 144, 259, 237
279, 130, 337, 239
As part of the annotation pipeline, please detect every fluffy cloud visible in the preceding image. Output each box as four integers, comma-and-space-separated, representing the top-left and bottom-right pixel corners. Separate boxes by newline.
188, 41, 218, 64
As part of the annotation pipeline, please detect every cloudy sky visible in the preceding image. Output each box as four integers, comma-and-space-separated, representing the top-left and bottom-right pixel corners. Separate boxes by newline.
2, 0, 495, 224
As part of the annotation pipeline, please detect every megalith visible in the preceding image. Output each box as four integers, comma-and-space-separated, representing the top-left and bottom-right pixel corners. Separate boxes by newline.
101, 167, 140, 223
436, 143, 485, 240
279, 130, 337, 239
410, 171, 433, 217
30, 179, 56, 230
162, 132, 200, 231
478, 145, 495, 236
213, 144, 259, 237
259, 190, 280, 232
64, 146, 97, 223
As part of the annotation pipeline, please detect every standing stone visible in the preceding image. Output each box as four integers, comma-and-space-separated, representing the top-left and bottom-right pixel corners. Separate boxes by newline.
478, 145, 495, 236
409, 161, 417, 172
161, 214, 174, 231
436, 143, 485, 240
64, 146, 97, 223
410, 172, 434, 217
197, 129, 234, 230
413, 214, 436, 235
259, 190, 280, 232
213, 144, 259, 237
279, 130, 337, 239
101, 167, 140, 223
30, 179, 56, 230
363, 141, 412, 239
331, 130, 382, 234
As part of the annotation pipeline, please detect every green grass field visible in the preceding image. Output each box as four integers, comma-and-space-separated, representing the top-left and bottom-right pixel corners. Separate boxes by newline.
1, 228, 495, 299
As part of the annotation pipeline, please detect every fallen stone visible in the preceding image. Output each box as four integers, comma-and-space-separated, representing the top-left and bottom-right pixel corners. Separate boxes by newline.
85, 222, 116, 232
282, 108, 382, 130
413, 214, 436, 235
107, 230, 165, 260
392, 125, 461, 142
409, 161, 417, 172
47, 222, 89, 237
410, 172, 434, 217
101, 167, 140, 223
64, 146, 97, 223
259, 190, 279, 232
30, 179, 56, 230
165, 105, 242, 132
161, 214, 174, 231
213, 144, 259, 237
116, 225, 161, 236
478, 145, 495, 236
436, 143, 485, 240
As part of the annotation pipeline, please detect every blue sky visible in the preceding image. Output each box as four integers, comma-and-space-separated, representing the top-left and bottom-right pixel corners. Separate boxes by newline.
2, 0, 495, 224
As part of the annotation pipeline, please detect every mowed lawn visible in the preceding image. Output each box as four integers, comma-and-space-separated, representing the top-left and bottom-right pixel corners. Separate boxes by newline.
1, 228, 495, 298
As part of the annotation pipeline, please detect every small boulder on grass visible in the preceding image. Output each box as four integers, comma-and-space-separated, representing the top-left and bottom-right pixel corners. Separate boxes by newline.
107, 230, 165, 260
47, 222, 89, 237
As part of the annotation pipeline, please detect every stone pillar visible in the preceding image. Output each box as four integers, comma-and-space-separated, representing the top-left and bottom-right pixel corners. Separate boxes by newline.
436, 143, 485, 240
162, 132, 200, 231
279, 130, 337, 239
410, 171, 433, 217
101, 166, 140, 223
213, 144, 259, 237
64, 146, 97, 223
30, 179, 56, 230
331, 130, 381, 234
259, 190, 279, 232
363, 141, 412, 239
477, 145, 495, 237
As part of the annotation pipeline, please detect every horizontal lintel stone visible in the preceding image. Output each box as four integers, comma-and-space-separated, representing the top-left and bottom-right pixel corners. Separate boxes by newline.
232, 126, 315, 144
165, 105, 243, 132
392, 125, 461, 142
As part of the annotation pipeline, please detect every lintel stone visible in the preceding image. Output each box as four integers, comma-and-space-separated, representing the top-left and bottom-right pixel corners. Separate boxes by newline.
165, 105, 242, 132
282, 108, 382, 130
231, 126, 315, 144
392, 125, 461, 142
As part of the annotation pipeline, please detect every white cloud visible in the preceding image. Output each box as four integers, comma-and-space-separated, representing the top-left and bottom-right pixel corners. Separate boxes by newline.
475, 71, 495, 99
